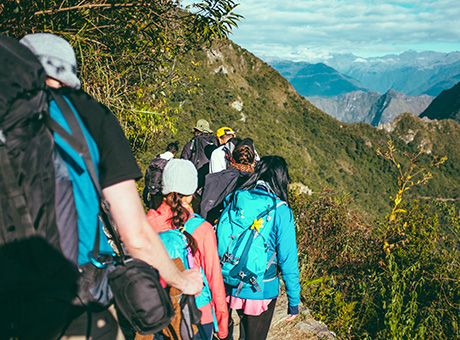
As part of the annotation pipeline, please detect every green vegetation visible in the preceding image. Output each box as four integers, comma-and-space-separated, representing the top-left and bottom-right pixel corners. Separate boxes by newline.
0, 0, 242, 153
163, 41, 460, 219
292, 142, 460, 339
4, 3, 460, 338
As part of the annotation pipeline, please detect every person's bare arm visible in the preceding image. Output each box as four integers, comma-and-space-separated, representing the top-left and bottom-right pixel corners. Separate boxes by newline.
102, 179, 202, 295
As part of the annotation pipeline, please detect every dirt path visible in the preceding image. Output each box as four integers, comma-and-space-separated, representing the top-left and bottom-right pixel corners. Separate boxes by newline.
228, 290, 336, 340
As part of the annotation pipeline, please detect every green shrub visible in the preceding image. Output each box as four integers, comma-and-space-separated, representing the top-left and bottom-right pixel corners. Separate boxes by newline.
292, 141, 460, 339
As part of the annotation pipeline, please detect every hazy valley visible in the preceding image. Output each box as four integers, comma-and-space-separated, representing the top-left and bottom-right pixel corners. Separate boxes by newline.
269, 52, 460, 126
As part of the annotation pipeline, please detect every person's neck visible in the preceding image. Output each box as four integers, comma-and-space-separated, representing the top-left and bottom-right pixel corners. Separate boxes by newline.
46, 78, 64, 88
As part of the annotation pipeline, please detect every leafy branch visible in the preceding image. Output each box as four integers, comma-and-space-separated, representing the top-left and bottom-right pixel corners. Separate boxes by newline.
377, 140, 447, 253
1, 0, 242, 154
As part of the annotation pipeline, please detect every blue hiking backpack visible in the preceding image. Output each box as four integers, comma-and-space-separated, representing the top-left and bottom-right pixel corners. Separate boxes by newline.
216, 188, 286, 296
158, 214, 218, 331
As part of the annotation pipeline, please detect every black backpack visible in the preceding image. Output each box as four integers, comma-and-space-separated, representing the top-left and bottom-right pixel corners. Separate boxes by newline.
145, 156, 169, 196
189, 133, 218, 170
188, 134, 218, 190
0, 34, 114, 339
0, 33, 79, 340
142, 156, 169, 209
0, 34, 58, 250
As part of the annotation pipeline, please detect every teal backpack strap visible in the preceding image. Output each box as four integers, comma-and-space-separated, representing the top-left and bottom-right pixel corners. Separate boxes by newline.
184, 213, 219, 332
266, 202, 286, 264
184, 213, 206, 234
45, 91, 117, 265
183, 213, 206, 269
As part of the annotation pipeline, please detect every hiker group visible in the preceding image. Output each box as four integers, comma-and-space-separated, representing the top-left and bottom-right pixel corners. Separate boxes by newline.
0, 32, 300, 340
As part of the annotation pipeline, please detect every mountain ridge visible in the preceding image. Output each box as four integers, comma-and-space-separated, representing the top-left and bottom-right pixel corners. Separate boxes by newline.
159, 40, 460, 218
269, 61, 369, 97
324, 50, 460, 96
420, 81, 460, 122
268, 51, 460, 97
307, 90, 433, 126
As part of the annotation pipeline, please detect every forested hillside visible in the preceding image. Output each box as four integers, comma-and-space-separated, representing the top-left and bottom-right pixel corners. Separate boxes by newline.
159, 40, 460, 219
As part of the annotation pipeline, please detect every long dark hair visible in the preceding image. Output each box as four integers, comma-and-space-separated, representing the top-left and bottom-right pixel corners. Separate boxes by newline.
165, 192, 198, 255
240, 156, 290, 202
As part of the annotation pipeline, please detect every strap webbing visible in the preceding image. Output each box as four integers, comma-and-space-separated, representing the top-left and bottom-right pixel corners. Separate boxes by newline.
45, 91, 126, 263
0, 142, 35, 240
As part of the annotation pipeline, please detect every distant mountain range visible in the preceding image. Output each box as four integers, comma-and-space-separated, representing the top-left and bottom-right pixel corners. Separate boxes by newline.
269, 51, 460, 97
271, 61, 369, 97
269, 51, 460, 124
320, 51, 460, 97
308, 90, 434, 126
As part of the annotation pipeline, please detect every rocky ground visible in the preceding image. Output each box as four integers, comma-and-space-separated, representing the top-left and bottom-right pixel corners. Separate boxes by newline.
129, 289, 336, 340
228, 290, 336, 340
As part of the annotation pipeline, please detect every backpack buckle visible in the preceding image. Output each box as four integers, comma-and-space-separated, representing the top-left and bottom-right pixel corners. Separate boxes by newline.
88, 252, 117, 268
233, 272, 261, 296
249, 276, 261, 292
220, 252, 239, 265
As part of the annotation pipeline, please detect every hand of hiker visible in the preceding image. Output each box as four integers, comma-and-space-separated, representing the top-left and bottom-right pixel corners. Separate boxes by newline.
285, 314, 298, 322
181, 268, 203, 295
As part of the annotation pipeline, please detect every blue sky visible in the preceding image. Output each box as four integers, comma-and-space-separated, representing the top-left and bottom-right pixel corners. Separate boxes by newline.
219, 0, 460, 61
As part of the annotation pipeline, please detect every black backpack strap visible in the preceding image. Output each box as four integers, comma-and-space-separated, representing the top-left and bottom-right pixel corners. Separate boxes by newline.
45, 91, 127, 263
0, 135, 35, 240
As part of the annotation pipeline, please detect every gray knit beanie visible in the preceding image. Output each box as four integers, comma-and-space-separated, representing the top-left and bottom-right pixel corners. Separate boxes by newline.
162, 159, 198, 196
20, 33, 81, 89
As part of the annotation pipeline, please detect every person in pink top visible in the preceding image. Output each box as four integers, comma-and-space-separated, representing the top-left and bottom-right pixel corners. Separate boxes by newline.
147, 159, 229, 340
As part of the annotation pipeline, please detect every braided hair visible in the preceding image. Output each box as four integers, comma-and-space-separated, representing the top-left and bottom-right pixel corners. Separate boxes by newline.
232, 145, 255, 165
165, 192, 198, 255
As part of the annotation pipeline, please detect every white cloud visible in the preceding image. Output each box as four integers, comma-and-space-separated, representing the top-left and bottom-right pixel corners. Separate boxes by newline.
228, 0, 460, 60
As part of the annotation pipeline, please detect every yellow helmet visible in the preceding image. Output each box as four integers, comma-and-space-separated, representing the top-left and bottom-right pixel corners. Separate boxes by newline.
216, 127, 235, 138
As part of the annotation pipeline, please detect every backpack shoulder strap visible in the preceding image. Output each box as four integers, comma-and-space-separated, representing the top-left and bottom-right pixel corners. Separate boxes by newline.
184, 213, 206, 234
0, 139, 35, 239
45, 90, 125, 262
45, 91, 99, 192
276, 201, 287, 208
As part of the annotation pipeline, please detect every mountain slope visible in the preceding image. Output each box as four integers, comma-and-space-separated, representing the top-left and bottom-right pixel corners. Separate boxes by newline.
159, 40, 460, 218
420, 81, 460, 122
307, 91, 381, 123
367, 90, 434, 125
269, 61, 369, 97
307, 90, 433, 126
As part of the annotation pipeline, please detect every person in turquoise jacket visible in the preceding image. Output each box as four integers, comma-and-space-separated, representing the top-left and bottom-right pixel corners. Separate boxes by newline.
223, 156, 301, 340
